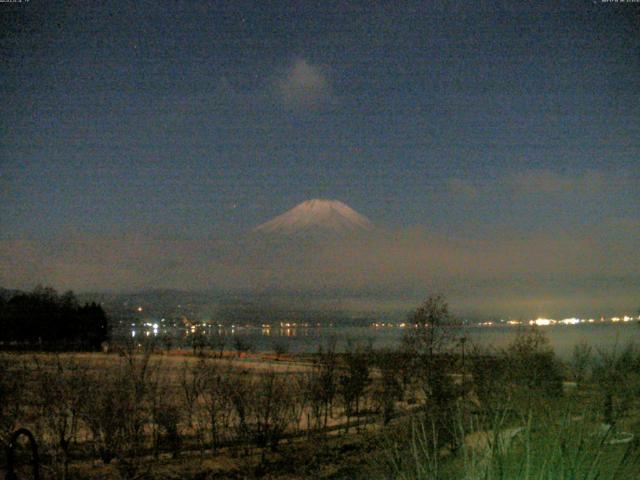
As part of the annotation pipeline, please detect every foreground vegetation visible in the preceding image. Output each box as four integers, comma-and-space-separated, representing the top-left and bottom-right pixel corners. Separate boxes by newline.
1, 296, 639, 479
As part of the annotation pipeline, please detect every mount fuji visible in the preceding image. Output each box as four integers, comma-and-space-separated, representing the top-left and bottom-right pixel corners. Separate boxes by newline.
254, 199, 373, 236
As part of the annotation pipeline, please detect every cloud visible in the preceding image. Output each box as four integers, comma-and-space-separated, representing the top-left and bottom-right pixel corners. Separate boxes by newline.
276, 58, 331, 108
447, 168, 633, 198
505, 169, 608, 195
448, 178, 478, 199
1, 207, 638, 317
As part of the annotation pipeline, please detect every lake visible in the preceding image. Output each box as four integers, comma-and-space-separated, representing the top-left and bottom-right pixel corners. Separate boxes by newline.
155, 322, 640, 359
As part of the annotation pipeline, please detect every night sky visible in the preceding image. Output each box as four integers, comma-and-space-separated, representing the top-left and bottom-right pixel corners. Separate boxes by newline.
1, 1, 639, 317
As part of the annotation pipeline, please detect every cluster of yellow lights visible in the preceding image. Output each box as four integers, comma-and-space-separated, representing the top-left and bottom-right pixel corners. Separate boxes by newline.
527, 316, 639, 327
278, 322, 312, 328
129, 313, 640, 340
372, 322, 407, 328
366, 315, 640, 329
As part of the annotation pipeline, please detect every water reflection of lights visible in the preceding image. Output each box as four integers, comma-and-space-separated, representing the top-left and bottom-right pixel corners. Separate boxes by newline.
124, 311, 640, 340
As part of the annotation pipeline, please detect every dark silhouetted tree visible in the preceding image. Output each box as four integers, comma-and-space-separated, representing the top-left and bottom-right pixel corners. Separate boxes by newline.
0, 287, 108, 350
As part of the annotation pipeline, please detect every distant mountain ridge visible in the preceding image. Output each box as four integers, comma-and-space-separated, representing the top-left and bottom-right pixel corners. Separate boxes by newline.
254, 199, 373, 235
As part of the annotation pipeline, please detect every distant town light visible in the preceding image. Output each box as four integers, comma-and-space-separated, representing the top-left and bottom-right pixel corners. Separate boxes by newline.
530, 318, 554, 326
560, 318, 580, 325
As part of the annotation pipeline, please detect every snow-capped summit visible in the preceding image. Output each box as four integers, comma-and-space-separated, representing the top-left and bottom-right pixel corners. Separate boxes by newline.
254, 199, 373, 235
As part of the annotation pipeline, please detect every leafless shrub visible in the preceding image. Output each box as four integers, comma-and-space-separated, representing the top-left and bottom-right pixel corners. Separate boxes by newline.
151, 393, 182, 459
160, 332, 173, 353
32, 356, 87, 479
400, 296, 462, 448
272, 340, 289, 360
470, 328, 563, 424
403, 295, 459, 359
233, 337, 253, 357
200, 360, 234, 451
505, 327, 564, 404
370, 349, 405, 426
592, 343, 640, 426
208, 331, 227, 358
80, 343, 158, 479
308, 340, 338, 431
288, 373, 309, 436
179, 359, 207, 455
338, 342, 371, 432
571, 341, 593, 387
0, 356, 29, 464
189, 328, 207, 356
235, 370, 300, 462
469, 346, 511, 417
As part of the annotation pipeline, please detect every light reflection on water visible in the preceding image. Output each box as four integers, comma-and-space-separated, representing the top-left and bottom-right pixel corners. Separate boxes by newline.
119, 322, 640, 359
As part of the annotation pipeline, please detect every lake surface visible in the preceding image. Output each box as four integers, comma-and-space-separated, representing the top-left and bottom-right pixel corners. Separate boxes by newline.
171, 322, 640, 359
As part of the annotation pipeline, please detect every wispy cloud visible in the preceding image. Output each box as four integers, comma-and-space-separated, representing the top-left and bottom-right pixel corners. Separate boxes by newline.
505, 169, 608, 195
448, 168, 632, 198
275, 58, 331, 108
2, 221, 638, 317
448, 178, 478, 199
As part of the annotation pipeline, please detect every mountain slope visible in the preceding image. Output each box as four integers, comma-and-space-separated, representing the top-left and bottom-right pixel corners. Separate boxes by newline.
254, 199, 373, 235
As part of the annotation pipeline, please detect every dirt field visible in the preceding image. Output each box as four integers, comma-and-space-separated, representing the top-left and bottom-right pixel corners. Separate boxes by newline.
0, 348, 411, 479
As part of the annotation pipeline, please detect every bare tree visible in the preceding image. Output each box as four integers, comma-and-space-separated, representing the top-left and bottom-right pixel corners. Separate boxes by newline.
288, 373, 309, 436
338, 342, 371, 432
592, 343, 640, 426
150, 376, 182, 459
189, 328, 207, 356
227, 370, 253, 452
33, 356, 87, 479
160, 332, 173, 353
371, 349, 404, 426
179, 359, 207, 455
505, 327, 563, 401
0, 356, 27, 456
201, 361, 234, 452
233, 337, 253, 357
403, 295, 457, 359
244, 371, 299, 463
403, 295, 459, 405
209, 330, 227, 358
81, 342, 158, 479
571, 341, 592, 387
309, 340, 338, 430
402, 296, 462, 450
272, 340, 289, 360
